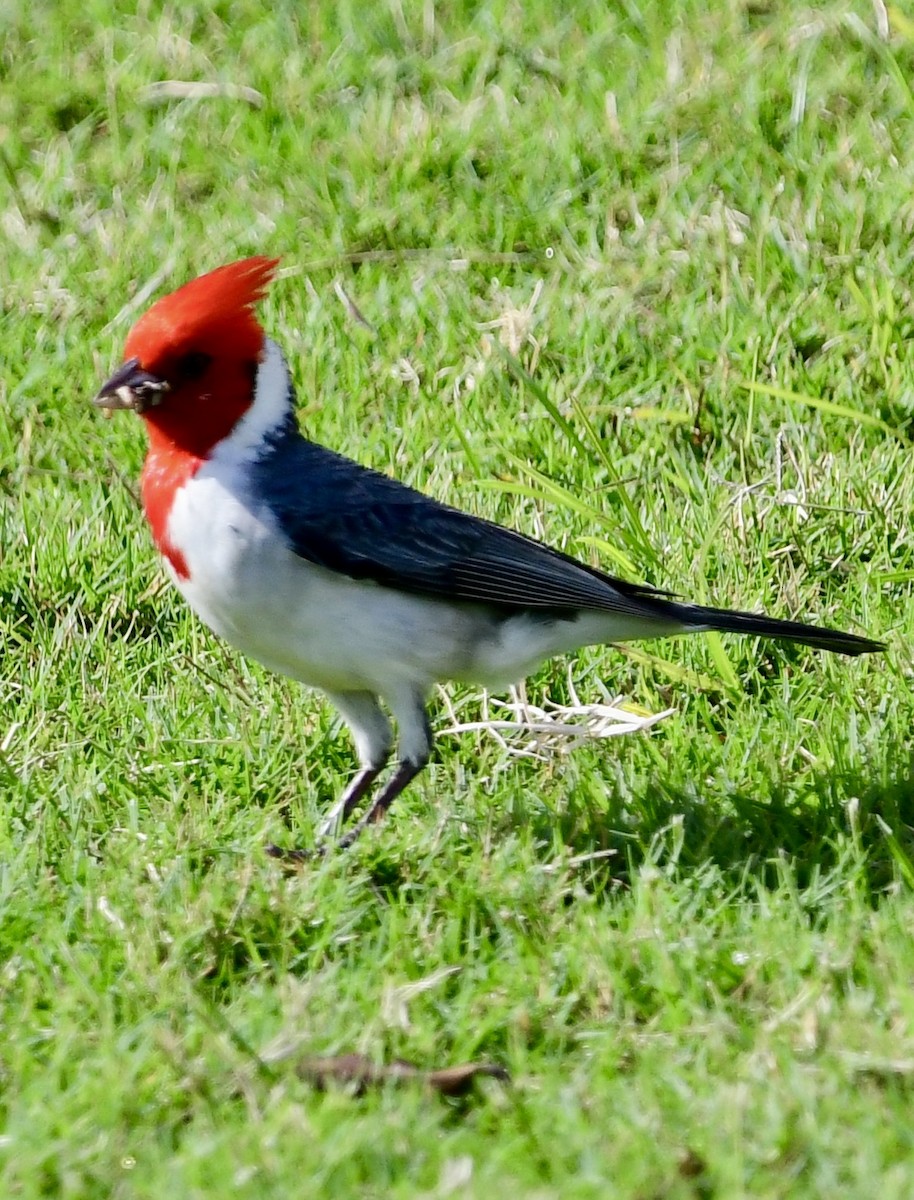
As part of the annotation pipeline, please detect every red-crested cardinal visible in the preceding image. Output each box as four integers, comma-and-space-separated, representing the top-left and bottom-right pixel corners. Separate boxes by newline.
94, 257, 883, 855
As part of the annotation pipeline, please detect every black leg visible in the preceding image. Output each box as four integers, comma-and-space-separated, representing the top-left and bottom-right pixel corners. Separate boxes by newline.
265, 764, 385, 863
316, 765, 384, 839
267, 690, 393, 863
268, 688, 431, 862
332, 758, 428, 851
322, 690, 432, 851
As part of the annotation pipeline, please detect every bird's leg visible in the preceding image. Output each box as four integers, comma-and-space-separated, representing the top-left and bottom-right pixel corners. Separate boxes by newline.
332, 758, 428, 851
315, 765, 383, 841
326, 688, 432, 852
266, 691, 391, 862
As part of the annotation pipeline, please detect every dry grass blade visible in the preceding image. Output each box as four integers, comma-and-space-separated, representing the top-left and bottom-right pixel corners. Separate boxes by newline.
333, 280, 376, 332
439, 675, 672, 762
139, 81, 265, 107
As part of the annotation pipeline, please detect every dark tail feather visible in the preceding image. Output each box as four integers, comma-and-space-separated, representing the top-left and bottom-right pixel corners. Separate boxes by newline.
672, 603, 884, 657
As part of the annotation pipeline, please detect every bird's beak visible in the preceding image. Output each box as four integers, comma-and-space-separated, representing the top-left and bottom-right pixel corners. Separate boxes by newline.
93, 357, 171, 414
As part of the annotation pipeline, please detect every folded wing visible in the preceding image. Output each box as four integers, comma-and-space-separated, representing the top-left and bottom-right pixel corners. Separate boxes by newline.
251, 438, 672, 619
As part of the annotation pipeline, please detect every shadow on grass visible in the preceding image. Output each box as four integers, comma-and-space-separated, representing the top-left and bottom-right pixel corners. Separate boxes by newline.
251, 739, 914, 905
173, 753, 914, 1003
513, 750, 914, 899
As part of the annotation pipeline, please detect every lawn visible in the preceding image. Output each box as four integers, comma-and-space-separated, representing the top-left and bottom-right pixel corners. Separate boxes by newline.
2, 0, 914, 1195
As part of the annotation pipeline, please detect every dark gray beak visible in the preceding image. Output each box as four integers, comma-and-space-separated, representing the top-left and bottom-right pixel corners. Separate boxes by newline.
93, 357, 171, 413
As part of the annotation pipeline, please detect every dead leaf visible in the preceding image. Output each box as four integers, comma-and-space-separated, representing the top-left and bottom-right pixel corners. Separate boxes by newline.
677, 1148, 708, 1178
296, 1053, 508, 1096
424, 1062, 510, 1095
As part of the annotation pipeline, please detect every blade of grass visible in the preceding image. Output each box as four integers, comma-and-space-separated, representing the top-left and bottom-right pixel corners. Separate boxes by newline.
734, 378, 904, 440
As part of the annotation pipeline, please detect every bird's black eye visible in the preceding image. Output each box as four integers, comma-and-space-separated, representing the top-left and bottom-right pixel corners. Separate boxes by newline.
177, 351, 212, 381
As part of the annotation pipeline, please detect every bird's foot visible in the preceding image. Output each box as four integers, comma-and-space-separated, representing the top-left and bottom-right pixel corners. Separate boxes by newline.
265, 841, 325, 866
264, 827, 363, 862
266, 757, 429, 863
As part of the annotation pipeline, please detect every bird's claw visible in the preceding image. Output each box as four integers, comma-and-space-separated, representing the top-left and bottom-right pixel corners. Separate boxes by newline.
265, 841, 324, 866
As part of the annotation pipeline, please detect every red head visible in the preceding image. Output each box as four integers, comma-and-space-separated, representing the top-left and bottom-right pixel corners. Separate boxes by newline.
95, 256, 280, 458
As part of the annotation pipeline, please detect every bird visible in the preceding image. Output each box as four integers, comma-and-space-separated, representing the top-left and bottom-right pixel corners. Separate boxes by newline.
93, 256, 883, 856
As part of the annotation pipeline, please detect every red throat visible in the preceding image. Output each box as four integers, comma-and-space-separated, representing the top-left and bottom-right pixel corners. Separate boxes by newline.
122, 256, 281, 578
140, 439, 201, 579
138, 353, 263, 578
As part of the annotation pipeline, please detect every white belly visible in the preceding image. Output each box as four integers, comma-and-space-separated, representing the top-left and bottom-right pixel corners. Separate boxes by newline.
165, 470, 496, 694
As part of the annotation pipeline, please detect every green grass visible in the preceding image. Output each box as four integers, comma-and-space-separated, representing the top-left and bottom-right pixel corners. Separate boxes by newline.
3, 0, 914, 1194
